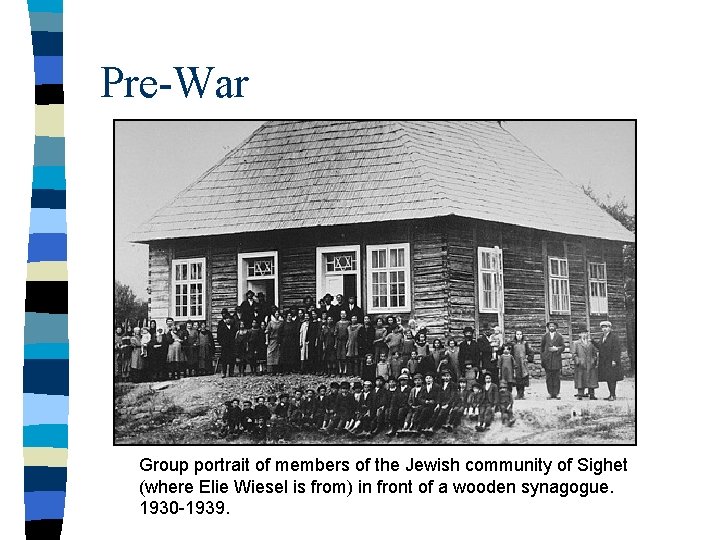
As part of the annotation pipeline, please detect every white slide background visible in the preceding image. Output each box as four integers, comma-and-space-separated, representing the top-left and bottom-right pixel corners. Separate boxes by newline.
0, 1, 718, 538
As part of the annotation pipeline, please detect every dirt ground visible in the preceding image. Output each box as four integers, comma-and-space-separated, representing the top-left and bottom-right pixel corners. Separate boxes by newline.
114, 375, 636, 445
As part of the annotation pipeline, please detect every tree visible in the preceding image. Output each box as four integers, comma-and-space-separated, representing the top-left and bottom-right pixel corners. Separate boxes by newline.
582, 185, 636, 371
114, 280, 148, 328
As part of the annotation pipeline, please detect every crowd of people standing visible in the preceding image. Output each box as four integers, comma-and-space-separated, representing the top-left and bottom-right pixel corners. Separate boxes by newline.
115, 290, 623, 404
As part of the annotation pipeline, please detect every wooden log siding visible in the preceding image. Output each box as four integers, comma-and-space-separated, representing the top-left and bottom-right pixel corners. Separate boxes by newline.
279, 245, 315, 311
148, 243, 171, 322
145, 217, 629, 356
209, 243, 238, 334
568, 240, 589, 339
501, 228, 548, 347
448, 224, 476, 337
604, 241, 628, 351
411, 223, 448, 340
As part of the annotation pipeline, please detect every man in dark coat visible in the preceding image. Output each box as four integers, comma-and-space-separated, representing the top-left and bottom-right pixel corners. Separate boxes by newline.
345, 296, 363, 322
594, 320, 623, 400
540, 321, 565, 399
216, 309, 236, 377
237, 291, 257, 330
458, 327, 482, 370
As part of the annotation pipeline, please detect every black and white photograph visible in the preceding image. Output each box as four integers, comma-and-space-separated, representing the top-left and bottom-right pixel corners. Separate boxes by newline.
113, 120, 636, 445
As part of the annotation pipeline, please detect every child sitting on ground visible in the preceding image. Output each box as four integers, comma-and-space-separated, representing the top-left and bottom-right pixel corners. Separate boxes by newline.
498, 381, 515, 427
448, 378, 469, 428
253, 396, 271, 441
240, 400, 255, 433
468, 381, 482, 419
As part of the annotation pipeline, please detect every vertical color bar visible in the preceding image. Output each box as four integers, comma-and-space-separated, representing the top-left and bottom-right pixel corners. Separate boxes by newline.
24, 1, 67, 539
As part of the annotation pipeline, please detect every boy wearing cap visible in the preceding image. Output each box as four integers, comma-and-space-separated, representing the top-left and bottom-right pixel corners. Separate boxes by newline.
476, 373, 499, 432
269, 393, 291, 443
253, 396, 271, 441
324, 381, 355, 433
351, 380, 376, 436
400, 374, 426, 435
430, 370, 457, 432
387, 375, 411, 436
240, 400, 255, 433
417, 373, 441, 433
370, 376, 389, 436
498, 381, 515, 427
448, 378, 469, 428
314, 385, 328, 428
319, 382, 340, 432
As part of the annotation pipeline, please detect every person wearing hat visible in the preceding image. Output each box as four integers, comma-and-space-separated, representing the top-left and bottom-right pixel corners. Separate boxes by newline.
593, 320, 623, 400
540, 321, 565, 399
498, 381, 515, 427
475, 372, 499, 432
399, 374, 426, 435
458, 327, 482, 382
572, 326, 599, 400
370, 376, 389, 436
350, 380, 376, 437
319, 382, 340, 432
448, 378, 470, 428
386, 374, 411, 437
237, 290, 257, 331
429, 370, 458, 432
216, 310, 236, 377
417, 373, 441, 434
331, 381, 357, 433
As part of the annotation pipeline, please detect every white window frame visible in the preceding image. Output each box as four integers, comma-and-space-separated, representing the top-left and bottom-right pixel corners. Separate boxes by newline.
366, 242, 411, 314
548, 256, 571, 315
171, 257, 206, 321
477, 246, 504, 314
316, 245, 361, 307
238, 251, 279, 307
588, 261, 608, 315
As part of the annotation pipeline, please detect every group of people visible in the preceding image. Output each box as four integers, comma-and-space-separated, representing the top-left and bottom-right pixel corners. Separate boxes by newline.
114, 290, 624, 405
113, 319, 216, 382
220, 370, 517, 442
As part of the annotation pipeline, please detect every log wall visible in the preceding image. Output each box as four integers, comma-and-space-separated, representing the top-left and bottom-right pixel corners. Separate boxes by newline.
146, 216, 629, 354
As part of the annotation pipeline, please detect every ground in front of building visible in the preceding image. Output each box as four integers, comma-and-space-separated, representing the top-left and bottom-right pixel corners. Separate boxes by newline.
114, 375, 636, 445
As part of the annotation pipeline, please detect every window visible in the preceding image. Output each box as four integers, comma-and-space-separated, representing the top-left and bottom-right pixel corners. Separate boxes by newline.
239, 251, 278, 307
171, 257, 205, 320
366, 243, 411, 313
478, 247, 503, 312
588, 261, 608, 314
316, 245, 361, 305
548, 257, 570, 314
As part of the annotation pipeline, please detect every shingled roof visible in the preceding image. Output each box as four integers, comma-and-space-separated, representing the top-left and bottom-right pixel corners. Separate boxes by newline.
129, 121, 635, 243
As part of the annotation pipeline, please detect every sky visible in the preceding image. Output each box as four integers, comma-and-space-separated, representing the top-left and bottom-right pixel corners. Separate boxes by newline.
114, 120, 636, 297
